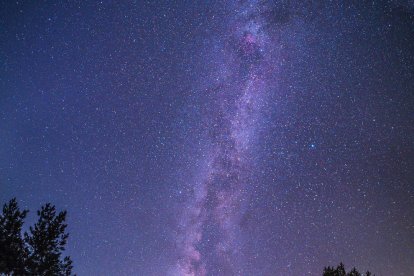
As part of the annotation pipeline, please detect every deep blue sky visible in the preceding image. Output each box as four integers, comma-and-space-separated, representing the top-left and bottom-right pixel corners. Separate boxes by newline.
1, 1, 413, 275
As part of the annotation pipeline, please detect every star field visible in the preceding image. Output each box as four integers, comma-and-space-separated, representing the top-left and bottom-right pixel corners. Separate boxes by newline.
1, 1, 413, 275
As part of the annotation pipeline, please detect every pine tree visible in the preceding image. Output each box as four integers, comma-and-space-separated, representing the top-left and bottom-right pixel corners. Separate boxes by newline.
0, 198, 28, 275
323, 266, 336, 276
337, 262, 346, 276
347, 267, 361, 276
25, 203, 73, 275
322, 262, 347, 276
323, 263, 374, 276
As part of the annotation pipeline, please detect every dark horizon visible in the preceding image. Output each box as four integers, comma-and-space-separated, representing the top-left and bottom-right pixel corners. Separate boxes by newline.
1, 1, 413, 275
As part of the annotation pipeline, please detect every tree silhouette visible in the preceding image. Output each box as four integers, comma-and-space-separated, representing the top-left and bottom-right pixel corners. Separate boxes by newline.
0, 198, 28, 274
25, 203, 73, 275
323, 263, 374, 276
0, 198, 73, 275
347, 267, 361, 276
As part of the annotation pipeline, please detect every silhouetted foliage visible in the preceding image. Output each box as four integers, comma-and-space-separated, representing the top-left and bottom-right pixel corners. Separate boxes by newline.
0, 198, 73, 275
0, 198, 28, 274
323, 263, 374, 276
348, 267, 361, 276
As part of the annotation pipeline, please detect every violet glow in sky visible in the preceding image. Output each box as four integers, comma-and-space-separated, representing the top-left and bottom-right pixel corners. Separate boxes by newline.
1, 1, 414, 275
175, 3, 278, 275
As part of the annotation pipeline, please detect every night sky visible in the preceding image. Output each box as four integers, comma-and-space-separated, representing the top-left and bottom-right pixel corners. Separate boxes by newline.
1, 1, 413, 275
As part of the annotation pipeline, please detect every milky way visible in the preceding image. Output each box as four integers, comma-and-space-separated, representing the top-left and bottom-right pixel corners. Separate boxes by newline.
175, 2, 283, 275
